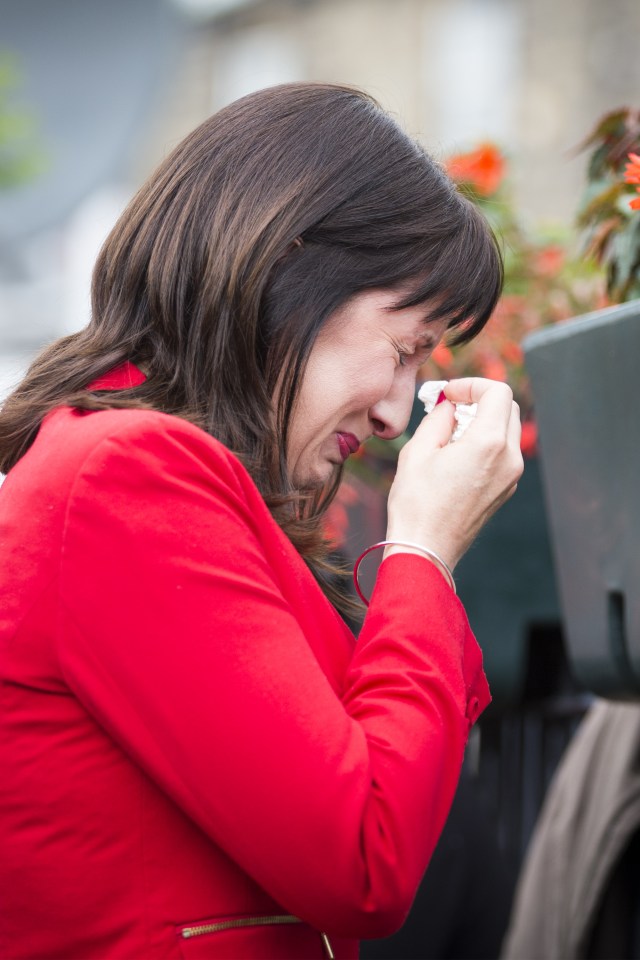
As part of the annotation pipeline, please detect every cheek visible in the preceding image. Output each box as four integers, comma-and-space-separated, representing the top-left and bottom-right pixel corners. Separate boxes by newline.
348, 361, 396, 407
298, 346, 396, 426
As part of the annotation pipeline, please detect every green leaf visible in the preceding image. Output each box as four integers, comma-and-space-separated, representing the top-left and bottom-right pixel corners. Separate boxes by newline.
576, 179, 625, 226
0, 51, 47, 190
577, 108, 631, 154
588, 142, 614, 180
612, 231, 634, 292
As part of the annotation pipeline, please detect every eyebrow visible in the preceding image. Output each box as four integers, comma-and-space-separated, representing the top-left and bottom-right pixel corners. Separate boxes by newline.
416, 330, 438, 347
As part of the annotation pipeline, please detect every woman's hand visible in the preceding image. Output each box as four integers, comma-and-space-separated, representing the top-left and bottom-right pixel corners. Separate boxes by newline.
385, 378, 524, 571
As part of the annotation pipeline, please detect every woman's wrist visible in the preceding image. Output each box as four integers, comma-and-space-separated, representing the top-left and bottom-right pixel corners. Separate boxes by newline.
383, 532, 458, 571
354, 540, 457, 605
382, 542, 456, 591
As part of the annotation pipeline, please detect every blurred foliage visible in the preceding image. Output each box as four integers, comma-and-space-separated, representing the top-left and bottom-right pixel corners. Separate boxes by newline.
0, 52, 46, 189
575, 107, 640, 302
422, 143, 605, 422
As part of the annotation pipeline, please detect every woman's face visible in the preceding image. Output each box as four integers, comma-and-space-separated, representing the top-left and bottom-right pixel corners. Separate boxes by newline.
287, 288, 449, 488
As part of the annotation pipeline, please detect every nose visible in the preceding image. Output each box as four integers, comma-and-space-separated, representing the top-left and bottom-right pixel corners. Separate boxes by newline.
368, 370, 416, 441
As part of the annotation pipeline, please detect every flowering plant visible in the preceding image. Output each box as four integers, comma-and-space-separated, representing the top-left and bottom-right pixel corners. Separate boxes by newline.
574, 107, 640, 302
420, 142, 604, 441
626, 154, 640, 211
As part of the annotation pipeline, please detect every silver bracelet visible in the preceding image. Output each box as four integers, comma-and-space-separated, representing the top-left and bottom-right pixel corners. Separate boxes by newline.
353, 539, 457, 606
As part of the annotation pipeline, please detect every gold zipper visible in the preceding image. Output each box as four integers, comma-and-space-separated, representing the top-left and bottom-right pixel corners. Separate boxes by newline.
320, 930, 335, 958
181, 914, 301, 938
180, 914, 334, 957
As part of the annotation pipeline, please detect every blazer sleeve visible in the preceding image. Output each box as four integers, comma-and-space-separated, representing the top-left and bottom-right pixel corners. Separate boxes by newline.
56, 413, 490, 939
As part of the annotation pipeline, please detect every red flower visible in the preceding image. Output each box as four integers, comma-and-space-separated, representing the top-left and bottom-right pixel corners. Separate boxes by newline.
500, 341, 524, 365
323, 502, 348, 548
478, 354, 508, 382
431, 343, 454, 366
534, 245, 565, 277
520, 420, 538, 458
323, 480, 360, 547
624, 153, 640, 210
445, 143, 506, 197
624, 153, 640, 184
499, 294, 527, 314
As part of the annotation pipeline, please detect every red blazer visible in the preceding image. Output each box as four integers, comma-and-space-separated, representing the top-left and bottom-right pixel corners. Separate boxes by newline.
0, 363, 490, 959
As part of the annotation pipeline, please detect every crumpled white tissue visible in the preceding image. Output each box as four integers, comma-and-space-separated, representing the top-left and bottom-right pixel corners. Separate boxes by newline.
417, 380, 477, 442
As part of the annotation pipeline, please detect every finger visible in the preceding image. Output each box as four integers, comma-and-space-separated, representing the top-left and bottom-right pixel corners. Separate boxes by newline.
464, 382, 514, 432
442, 377, 500, 405
411, 397, 456, 450
507, 399, 523, 451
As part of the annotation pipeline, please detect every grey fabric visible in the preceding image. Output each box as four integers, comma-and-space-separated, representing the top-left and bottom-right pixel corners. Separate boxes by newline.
502, 699, 640, 959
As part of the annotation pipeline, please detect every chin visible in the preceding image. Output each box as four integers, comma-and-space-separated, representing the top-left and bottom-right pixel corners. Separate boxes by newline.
291, 460, 340, 491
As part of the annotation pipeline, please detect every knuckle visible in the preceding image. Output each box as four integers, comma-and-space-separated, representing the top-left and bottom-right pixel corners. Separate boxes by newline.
498, 382, 514, 402
479, 430, 507, 456
486, 381, 514, 404
512, 450, 525, 479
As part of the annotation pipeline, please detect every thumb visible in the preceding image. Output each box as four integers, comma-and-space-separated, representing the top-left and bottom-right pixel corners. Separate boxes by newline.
412, 398, 456, 450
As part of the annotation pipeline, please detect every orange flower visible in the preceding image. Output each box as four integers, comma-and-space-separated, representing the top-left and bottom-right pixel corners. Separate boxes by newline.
520, 420, 538, 458
323, 480, 360, 547
498, 294, 527, 315
323, 502, 348, 548
478, 354, 508, 381
445, 143, 506, 197
534, 244, 565, 277
431, 342, 454, 367
624, 153, 640, 210
624, 153, 640, 184
500, 340, 524, 365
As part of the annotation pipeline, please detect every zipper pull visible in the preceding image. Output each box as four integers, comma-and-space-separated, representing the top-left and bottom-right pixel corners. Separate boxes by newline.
320, 931, 335, 959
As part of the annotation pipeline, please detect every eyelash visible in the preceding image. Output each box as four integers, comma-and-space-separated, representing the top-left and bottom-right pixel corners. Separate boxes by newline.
393, 341, 431, 367
391, 340, 412, 366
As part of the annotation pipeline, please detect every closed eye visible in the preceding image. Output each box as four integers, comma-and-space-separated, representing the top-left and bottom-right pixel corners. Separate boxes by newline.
391, 328, 440, 367
416, 344, 436, 364
392, 339, 419, 367
397, 344, 435, 367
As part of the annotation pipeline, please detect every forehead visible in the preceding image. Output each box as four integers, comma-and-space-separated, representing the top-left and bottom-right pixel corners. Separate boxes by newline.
326, 288, 448, 338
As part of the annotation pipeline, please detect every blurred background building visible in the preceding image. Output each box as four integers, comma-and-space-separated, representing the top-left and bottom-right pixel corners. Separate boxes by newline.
1, 0, 639, 394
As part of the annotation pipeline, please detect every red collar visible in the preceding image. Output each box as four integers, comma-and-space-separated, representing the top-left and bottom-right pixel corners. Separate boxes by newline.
87, 362, 146, 391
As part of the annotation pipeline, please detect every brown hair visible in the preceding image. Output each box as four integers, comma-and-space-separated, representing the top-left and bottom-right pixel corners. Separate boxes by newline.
0, 82, 503, 608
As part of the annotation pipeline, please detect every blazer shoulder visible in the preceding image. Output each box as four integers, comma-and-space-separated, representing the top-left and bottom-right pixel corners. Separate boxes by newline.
43, 405, 252, 489
5, 406, 259, 521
